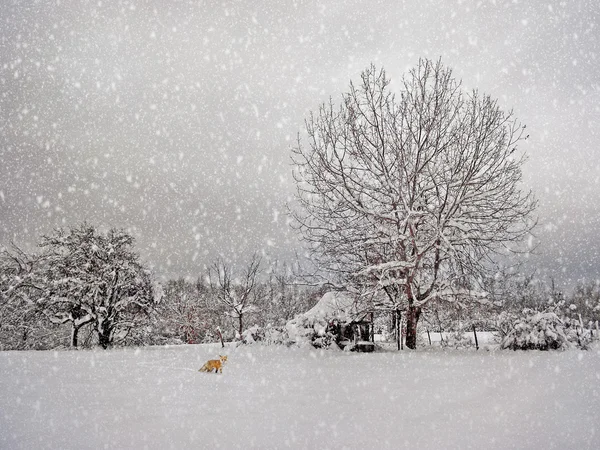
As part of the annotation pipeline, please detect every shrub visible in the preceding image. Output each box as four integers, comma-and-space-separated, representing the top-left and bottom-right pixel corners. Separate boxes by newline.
440, 331, 475, 349
562, 317, 593, 350
499, 309, 571, 350
285, 314, 339, 349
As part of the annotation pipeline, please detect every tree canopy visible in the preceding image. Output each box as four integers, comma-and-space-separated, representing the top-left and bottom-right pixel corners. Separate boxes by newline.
292, 59, 537, 348
35, 223, 155, 348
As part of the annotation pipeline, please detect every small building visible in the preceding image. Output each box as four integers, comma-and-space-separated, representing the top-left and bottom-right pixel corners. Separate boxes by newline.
305, 291, 375, 352
337, 313, 375, 352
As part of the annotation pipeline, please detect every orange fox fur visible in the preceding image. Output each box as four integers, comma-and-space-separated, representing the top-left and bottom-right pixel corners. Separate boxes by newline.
199, 355, 228, 373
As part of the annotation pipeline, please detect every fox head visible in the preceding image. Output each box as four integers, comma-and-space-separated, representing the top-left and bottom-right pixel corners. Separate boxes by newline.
219, 355, 228, 363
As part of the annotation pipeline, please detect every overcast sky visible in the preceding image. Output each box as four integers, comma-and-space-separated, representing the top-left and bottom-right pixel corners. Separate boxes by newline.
1, 0, 599, 290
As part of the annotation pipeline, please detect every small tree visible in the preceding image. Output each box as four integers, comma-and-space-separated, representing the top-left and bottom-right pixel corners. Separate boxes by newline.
207, 254, 262, 338
156, 278, 216, 344
292, 59, 537, 348
259, 261, 320, 326
35, 223, 155, 349
0, 245, 53, 349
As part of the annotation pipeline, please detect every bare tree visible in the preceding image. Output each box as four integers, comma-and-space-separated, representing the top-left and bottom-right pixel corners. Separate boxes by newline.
156, 278, 218, 344
259, 260, 321, 325
207, 254, 262, 338
291, 59, 537, 348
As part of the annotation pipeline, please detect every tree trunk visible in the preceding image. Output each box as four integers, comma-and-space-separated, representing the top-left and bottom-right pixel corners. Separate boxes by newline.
237, 314, 243, 339
405, 304, 421, 349
71, 325, 79, 348
98, 331, 110, 349
98, 321, 111, 349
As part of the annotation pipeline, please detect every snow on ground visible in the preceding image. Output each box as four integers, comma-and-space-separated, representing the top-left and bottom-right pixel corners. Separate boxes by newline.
1, 343, 599, 449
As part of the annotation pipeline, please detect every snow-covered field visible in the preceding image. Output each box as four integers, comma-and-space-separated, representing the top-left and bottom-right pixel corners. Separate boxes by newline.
1, 343, 599, 449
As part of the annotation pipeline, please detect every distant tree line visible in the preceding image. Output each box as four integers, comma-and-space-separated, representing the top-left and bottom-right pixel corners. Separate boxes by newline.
1, 222, 599, 352
418, 273, 600, 340
0, 223, 320, 350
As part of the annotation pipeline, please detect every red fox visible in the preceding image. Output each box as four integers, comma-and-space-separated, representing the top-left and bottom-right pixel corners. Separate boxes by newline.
199, 355, 228, 374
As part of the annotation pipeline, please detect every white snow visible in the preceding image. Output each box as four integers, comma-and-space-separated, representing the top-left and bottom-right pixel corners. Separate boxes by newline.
1, 343, 599, 449
303, 291, 356, 318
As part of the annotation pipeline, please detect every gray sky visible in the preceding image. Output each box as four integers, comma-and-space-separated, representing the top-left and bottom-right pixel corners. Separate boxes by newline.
1, 0, 599, 290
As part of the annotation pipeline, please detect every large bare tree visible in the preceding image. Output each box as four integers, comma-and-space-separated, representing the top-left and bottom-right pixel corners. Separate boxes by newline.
291, 59, 537, 348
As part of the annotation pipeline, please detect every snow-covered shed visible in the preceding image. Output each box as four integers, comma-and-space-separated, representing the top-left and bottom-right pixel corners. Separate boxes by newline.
306, 291, 375, 352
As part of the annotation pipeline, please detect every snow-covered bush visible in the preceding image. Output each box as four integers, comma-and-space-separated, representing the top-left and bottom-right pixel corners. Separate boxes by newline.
562, 317, 593, 350
241, 325, 265, 343
498, 307, 596, 351
285, 314, 339, 348
240, 315, 340, 349
241, 324, 288, 346
240, 292, 355, 349
499, 309, 572, 350
440, 331, 475, 349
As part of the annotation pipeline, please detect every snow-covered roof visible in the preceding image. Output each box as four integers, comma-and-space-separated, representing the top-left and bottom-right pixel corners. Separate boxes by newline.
304, 291, 360, 319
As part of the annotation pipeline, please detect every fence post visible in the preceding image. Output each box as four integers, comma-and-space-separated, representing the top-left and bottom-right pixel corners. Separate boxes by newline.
396, 309, 401, 351
472, 324, 479, 350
